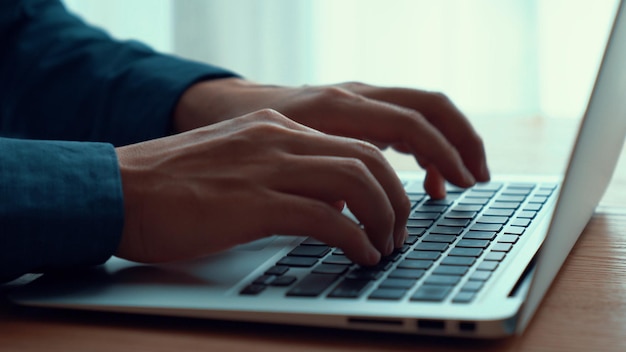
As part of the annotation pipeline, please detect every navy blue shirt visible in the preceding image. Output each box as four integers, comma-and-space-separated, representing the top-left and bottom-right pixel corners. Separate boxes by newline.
0, 0, 237, 281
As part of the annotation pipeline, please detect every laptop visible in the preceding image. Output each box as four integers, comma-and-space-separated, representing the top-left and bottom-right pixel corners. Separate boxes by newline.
7, 0, 626, 339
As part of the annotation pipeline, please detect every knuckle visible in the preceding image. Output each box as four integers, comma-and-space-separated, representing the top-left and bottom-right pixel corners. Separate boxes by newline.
339, 81, 369, 91
313, 86, 362, 104
254, 108, 287, 123
340, 157, 369, 176
356, 140, 384, 160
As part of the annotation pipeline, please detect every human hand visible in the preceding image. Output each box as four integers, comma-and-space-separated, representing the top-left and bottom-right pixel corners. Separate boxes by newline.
174, 78, 490, 198
115, 109, 410, 265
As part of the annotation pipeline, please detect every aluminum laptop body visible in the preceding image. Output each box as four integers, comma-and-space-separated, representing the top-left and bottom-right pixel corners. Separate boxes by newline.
7, 0, 626, 339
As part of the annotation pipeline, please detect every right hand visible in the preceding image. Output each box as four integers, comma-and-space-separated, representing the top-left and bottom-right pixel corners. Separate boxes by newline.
115, 109, 411, 266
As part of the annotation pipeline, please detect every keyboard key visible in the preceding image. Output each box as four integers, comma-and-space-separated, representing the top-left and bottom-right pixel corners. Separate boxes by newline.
496, 195, 526, 203
323, 255, 353, 265
517, 211, 537, 219
445, 211, 477, 219
470, 223, 503, 232
286, 273, 340, 297
271, 275, 297, 286
406, 250, 441, 260
415, 242, 449, 251
407, 219, 433, 228
459, 197, 491, 205
404, 235, 419, 245
379, 278, 417, 289
265, 265, 289, 276
452, 291, 477, 303
411, 285, 454, 302
465, 190, 495, 198
484, 251, 506, 261
476, 261, 499, 271
457, 239, 491, 248
424, 198, 455, 206
529, 196, 549, 204
253, 275, 275, 285
277, 256, 318, 267
409, 212, 441, 220
461, 280, 484, 292
347, 267, 385, 281
313, 264, 350, 275
501, 188, 531, 196
424, 274, 462, 286
397, 259, 434, 270
523, 203, 542, 211
510, 218, 531, 227
288, 245, 331, 257
504, 226, 525, 235
437, 218, 470, 227
508, 182, 536, 189
449, 247, 483, 257
452, 205, 482, 212
490, 202, 520, 209
301, 237, 327, 246
415, 205, 447, 213
441, 256, 476, 266
432, 265, 469, 276
498, 234, 519, 243
240, 284, 266, 295
407, 227, 426, 236
389, 268, 426, 279
422, 234, 457, 243
429, 226, 464, 236
476, 216, 509, 224
328, 279, 371, 298
369, 288, 408, 300
358, 260, 393, 272
469, 271, 492, 281
492, 243, 513, 252
483, 208, 515, 217
473, 182, 503, 192
535, 190, 553, 197
463, 231, 497, 240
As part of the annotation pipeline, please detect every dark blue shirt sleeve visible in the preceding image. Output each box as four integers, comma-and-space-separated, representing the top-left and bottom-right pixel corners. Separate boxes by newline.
0, 0, 239, 282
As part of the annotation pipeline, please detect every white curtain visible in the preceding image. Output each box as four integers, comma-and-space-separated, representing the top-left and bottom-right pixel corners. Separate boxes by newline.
63, 0, 618, 120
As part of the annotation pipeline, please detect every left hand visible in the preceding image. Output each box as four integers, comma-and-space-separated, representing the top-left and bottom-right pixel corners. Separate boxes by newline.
173, 78, 490, 198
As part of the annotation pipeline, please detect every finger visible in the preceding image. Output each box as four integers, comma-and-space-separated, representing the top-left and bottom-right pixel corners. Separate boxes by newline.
342, 84, 490, 182
268, 155, 397, 255
305, 89, 477, 188
423, 165, 447, 200
265, 192, 382, 265
275, 131, 411, 249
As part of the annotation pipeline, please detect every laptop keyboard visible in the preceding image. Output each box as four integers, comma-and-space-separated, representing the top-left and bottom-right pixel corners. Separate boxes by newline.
240, 180, 558, 303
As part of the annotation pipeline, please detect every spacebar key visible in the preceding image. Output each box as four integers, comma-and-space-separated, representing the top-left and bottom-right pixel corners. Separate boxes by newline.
286, 273, 340, 297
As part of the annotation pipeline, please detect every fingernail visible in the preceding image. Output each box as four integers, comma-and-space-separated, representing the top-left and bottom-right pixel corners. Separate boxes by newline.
368, 247, 381, 264
462, 168, 476, 186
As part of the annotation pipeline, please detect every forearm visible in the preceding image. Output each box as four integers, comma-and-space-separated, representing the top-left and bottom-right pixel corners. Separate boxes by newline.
0, 0, 238, 145
0, 137, 124, 282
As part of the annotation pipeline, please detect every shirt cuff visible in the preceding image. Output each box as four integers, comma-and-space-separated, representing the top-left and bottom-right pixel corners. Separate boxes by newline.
0, 137, 123, 282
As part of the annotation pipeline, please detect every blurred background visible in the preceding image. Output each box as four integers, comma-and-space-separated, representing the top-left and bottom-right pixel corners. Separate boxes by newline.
62, 0, 617, 121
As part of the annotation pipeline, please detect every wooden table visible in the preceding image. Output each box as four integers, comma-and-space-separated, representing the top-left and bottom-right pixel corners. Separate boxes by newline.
2, 117, 626, 351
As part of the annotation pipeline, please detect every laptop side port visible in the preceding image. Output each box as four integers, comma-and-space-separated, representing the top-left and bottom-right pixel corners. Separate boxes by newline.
417, 319, 445, 330
347, 317, 404, 326
458, 321, 477, 332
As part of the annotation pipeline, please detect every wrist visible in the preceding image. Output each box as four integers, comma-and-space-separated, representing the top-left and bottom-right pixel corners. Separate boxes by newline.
172, 77, 254, 132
